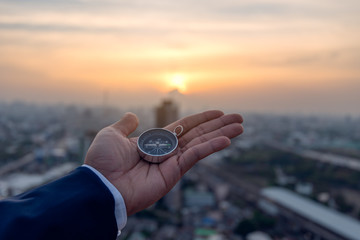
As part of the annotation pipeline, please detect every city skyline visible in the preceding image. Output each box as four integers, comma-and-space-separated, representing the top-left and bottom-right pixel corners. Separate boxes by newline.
0, 0, 359, 115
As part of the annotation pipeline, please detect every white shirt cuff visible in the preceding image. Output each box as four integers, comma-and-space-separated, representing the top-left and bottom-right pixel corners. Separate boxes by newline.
82, 164, 127, 235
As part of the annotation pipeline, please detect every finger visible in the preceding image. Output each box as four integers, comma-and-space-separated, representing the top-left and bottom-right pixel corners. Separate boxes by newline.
180, 123, 243, 152
177, 136, 231, 175
178, 113, 243, 148
111, 112, 139, 137
164, 110, 224, 136
159, 136, 231, 185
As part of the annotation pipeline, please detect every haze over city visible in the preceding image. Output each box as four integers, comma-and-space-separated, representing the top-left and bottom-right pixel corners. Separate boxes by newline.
2, 1, 360, 239
0, 0, 359, 114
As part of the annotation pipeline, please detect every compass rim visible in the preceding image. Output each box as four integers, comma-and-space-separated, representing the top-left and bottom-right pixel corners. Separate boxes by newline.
137, 128, 179, 157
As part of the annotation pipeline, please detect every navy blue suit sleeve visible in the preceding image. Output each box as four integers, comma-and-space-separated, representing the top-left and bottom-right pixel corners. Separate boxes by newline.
0, 167, 118, 240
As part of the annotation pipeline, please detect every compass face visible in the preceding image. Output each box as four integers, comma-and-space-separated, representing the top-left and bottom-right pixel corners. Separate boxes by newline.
137, 128, 178, 157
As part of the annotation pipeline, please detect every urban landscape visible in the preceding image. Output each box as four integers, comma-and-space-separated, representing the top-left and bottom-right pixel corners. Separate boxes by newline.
1, 100, 360, 240
1, 0, 359, 239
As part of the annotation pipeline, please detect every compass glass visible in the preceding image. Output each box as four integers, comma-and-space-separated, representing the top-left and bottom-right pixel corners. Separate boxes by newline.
138, 128, 178, 156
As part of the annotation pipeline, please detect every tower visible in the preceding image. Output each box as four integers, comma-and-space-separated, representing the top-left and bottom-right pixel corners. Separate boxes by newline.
155, 99, 178, 128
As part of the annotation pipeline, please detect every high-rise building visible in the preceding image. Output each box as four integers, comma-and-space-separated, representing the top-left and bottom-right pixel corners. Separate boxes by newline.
155, 99, 178, 128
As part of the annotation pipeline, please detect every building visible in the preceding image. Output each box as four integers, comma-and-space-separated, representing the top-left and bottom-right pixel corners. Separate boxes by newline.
261, 187, 360, 240
184, 189, 216, 208
155, 99, 178, 128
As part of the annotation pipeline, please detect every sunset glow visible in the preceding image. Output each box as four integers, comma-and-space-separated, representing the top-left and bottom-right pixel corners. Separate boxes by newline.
169, 74, 187, 93
0, 0, 359, 114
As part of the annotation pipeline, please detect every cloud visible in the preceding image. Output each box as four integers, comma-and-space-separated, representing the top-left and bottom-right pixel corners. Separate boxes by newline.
0, 0, 359, 114
1, 0, 359, 36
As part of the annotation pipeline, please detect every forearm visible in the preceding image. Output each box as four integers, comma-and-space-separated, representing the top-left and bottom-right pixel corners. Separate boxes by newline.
0, 167, 119, 240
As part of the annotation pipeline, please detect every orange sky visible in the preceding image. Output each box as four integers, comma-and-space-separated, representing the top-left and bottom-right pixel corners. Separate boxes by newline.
0, 0, 359, 114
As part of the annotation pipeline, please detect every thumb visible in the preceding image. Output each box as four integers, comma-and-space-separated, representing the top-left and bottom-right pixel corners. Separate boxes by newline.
111, 112, 139, 136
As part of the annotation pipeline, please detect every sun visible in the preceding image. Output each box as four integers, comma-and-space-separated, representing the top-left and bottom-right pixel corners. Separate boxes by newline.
169, 74, 187, 93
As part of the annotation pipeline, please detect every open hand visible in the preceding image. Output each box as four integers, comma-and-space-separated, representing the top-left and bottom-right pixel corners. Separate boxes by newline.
85, 110, 243, 215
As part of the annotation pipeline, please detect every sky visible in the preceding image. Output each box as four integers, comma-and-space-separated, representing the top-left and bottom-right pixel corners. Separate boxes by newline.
0, 0, 359, 115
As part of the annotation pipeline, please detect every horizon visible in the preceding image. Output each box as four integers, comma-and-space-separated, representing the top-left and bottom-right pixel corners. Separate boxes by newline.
1, 97, 359, 119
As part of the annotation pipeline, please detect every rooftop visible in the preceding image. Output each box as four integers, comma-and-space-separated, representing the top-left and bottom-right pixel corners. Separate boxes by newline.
261, 187, 360, 240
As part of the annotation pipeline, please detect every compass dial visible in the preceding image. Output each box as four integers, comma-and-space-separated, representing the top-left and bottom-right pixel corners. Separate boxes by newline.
138, 128, 177, 156
137, 128, 179, 163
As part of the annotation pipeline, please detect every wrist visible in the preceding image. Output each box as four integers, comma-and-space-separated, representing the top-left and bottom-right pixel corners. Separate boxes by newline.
82, 164, 127, 232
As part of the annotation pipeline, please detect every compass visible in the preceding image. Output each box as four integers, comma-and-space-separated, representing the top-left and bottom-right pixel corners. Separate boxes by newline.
137, 125, 183, 163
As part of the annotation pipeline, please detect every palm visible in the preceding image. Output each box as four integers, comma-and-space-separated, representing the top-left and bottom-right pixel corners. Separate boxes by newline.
85, 111, 243, 215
